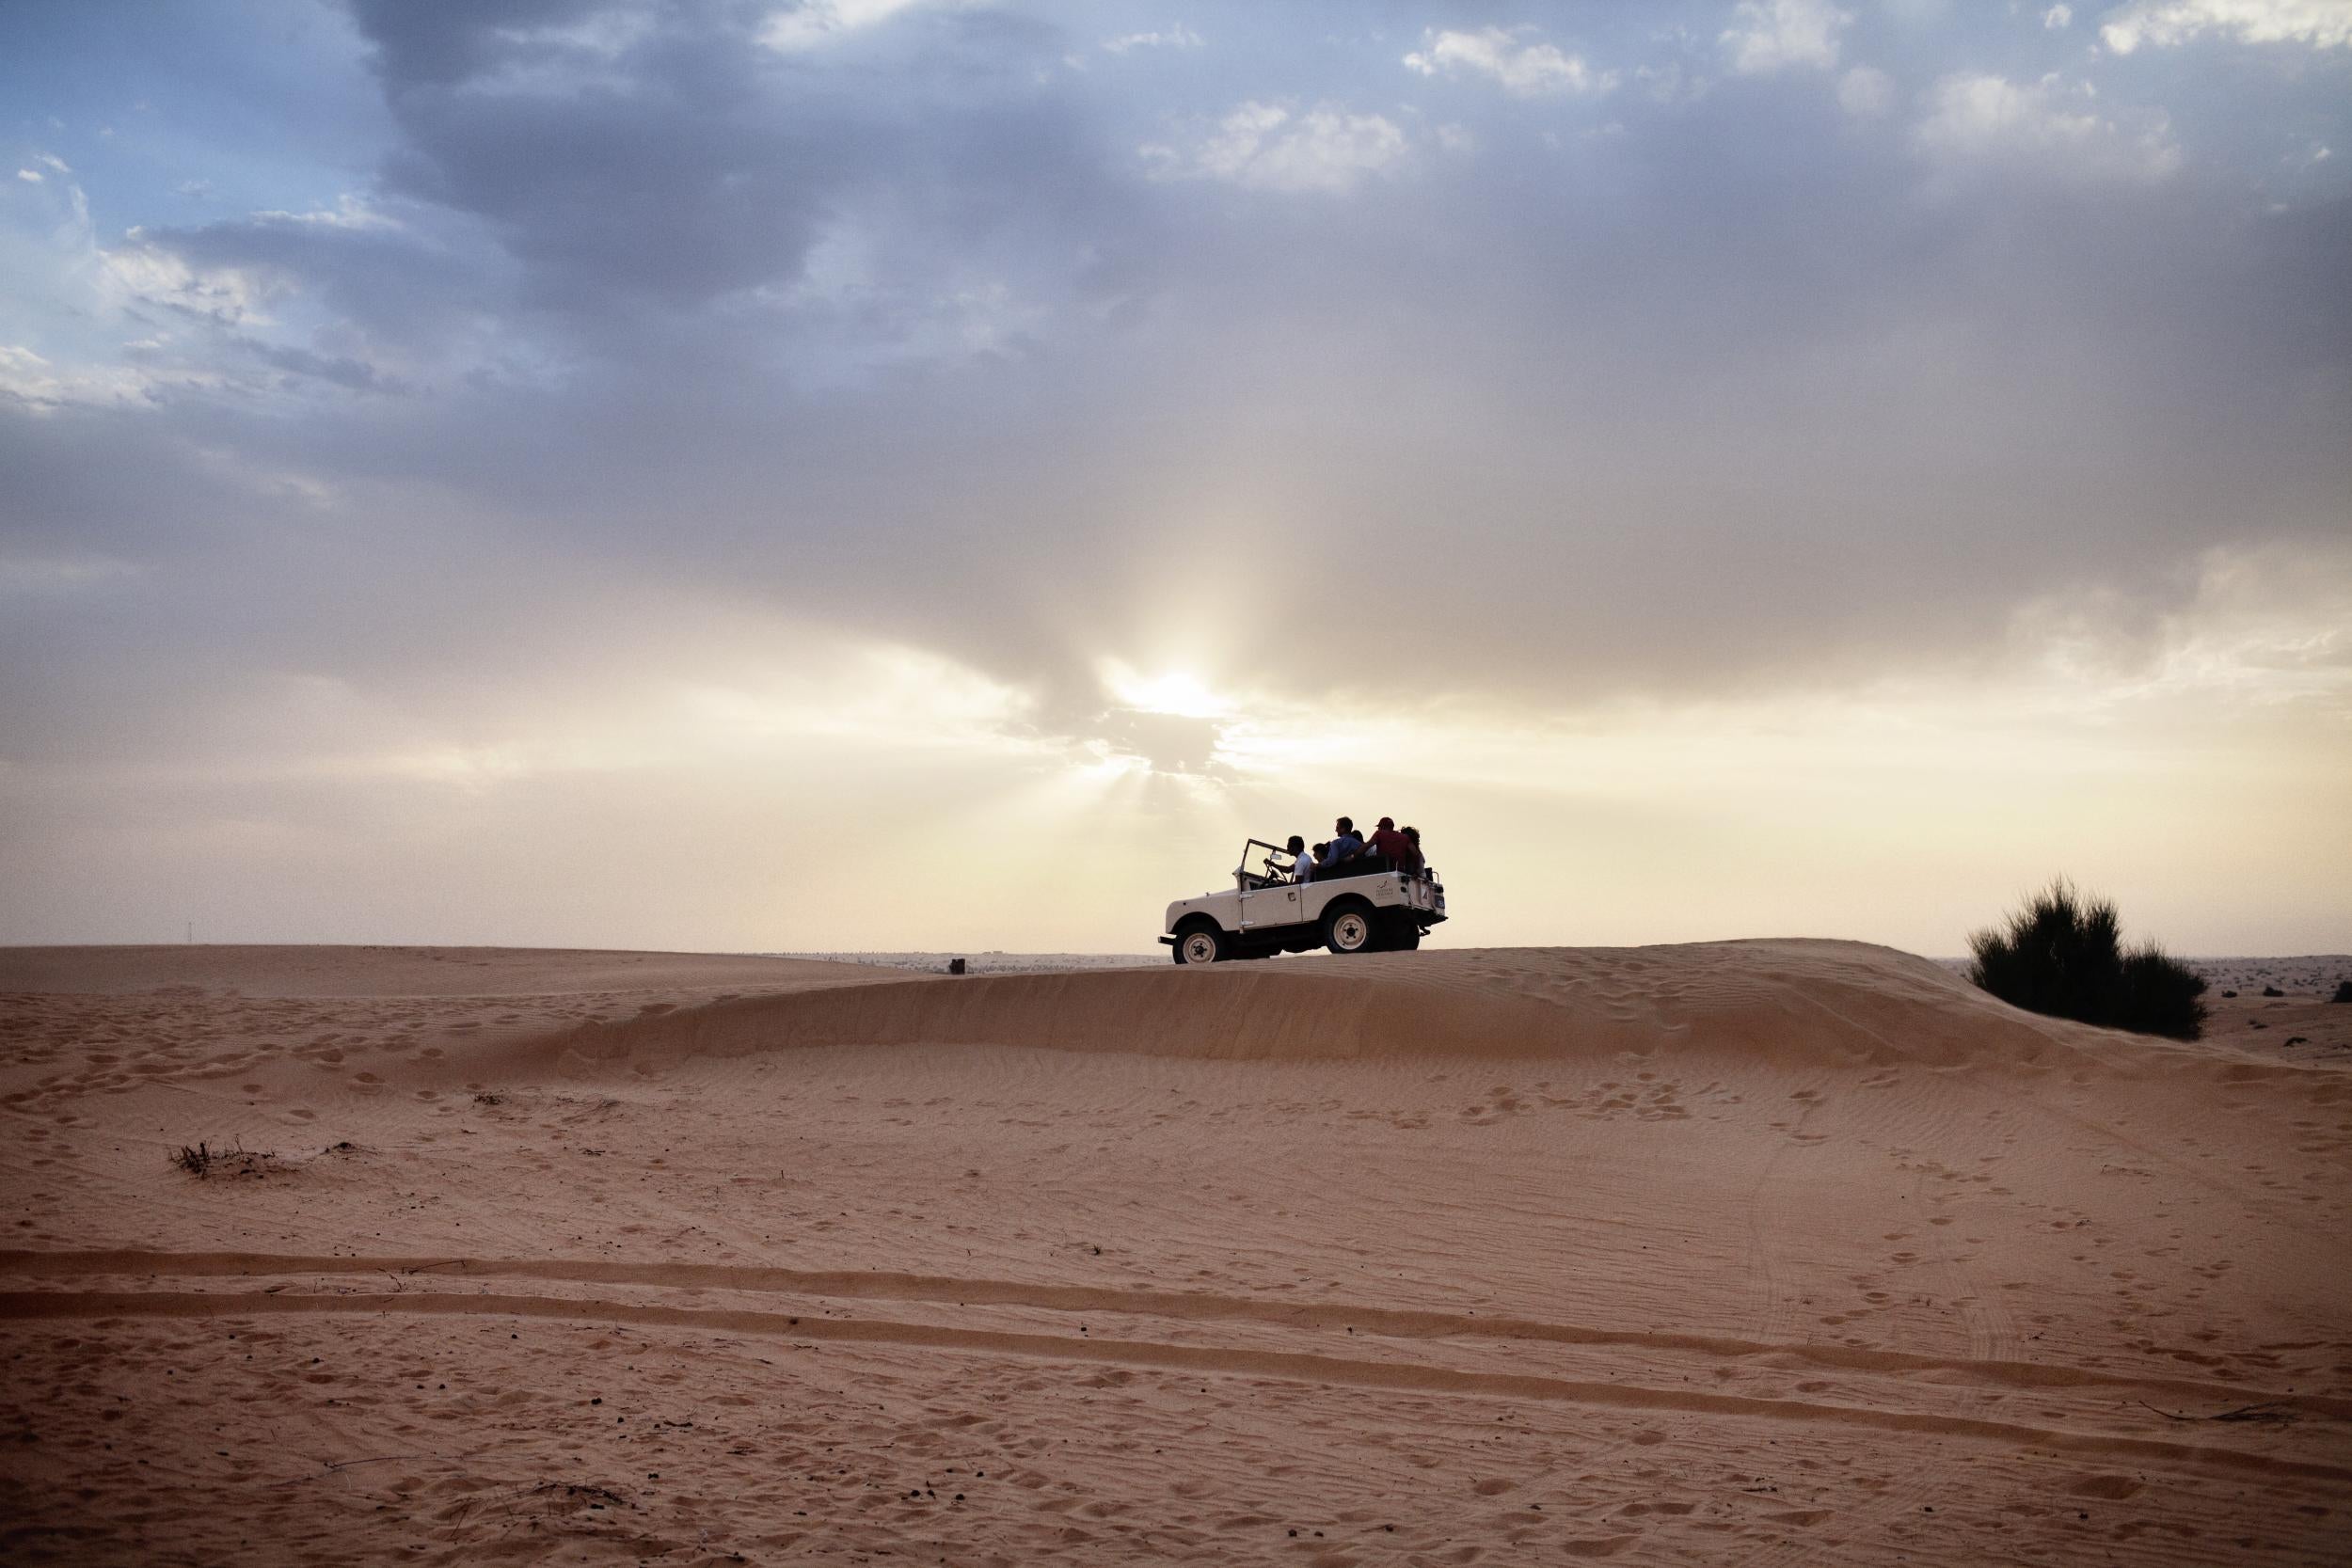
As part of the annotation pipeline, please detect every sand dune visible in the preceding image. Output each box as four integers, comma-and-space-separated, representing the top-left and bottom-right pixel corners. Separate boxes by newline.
515, 939, 2276, 1077
2, 942, 2347, 1563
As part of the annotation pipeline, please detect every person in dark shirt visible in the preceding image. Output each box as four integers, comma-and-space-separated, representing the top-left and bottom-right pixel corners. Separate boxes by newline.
1400, 825, 1424, 873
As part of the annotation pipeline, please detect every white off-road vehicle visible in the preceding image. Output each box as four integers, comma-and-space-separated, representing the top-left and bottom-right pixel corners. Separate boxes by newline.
1160, 838, 1447, 963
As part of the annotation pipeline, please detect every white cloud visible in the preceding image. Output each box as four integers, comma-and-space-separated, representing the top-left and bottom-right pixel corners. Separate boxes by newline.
4, 150, 278, 356
14, 151, 72, 185
1104, 25, 1202, 55
1915, 71, 2181, 180
1837, 65, 1896, 116
1142, 102, 1410, 194
0, 343, 200, 411
102, 232, 280, 325
1402, 27, 1614, 96
2044, 4, 2075, 26
757, 0, 936, 53
1722, 0, 1852, 74
247, 194, 400, 231
0, 154, 428, 411
2100, 0, 2352, 52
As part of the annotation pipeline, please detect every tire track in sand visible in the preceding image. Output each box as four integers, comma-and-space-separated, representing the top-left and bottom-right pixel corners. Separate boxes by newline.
1, 1286, 2344, 1488
2, 1247, 2344, 1417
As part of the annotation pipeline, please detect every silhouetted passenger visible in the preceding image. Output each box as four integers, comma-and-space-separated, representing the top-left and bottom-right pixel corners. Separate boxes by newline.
1400, 825, 1425, 874
1317, 816, 1364, 875
1285, 834, 1312, 883
1366, 816, 1412, 868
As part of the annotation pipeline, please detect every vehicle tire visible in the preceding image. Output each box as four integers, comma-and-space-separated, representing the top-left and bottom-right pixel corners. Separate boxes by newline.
1388, 920, 1422, 952
1172, 920, 1231, 965
1322, 902, 1376, 956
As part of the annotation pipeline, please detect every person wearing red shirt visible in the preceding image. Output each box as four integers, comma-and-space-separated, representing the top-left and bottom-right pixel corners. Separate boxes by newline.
1366, 816, 1414, 869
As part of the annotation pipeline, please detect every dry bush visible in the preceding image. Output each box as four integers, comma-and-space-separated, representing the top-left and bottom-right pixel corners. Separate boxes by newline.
1967, 879, 2206, 1040
171, 1140, 285, 1180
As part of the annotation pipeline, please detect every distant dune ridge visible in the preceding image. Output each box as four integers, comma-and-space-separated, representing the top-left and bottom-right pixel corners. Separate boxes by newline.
0, 943, 886, 999
1, 940, 2347, 1563
529, 941, 2299, 1077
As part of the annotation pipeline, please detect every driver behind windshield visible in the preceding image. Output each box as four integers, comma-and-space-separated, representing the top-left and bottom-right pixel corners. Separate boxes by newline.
1285, 834, 1313, 883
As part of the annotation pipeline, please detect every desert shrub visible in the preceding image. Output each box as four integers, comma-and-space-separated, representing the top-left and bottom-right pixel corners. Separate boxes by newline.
2332, 980, 2352, 1005
171, 1139, 283, 1180
1967, 879, 2206, 1040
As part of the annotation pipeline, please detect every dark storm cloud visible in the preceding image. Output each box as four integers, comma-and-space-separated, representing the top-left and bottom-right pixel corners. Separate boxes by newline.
343, 0, 1144, 328
239, 337, 404, 392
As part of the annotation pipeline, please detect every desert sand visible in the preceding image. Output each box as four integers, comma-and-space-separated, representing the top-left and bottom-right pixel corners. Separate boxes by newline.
2, 940, 2348, 1565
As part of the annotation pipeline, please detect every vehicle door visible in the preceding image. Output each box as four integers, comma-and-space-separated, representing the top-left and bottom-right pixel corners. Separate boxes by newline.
1240, 879, 1305, 934
1236, 842, 1303, 934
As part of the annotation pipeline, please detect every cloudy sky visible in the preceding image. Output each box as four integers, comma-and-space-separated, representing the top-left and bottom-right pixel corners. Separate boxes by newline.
2, 0, 2346, 956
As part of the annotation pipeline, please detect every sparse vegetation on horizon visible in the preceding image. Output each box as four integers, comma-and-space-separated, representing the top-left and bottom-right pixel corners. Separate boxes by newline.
1967, 879, 2207, 1040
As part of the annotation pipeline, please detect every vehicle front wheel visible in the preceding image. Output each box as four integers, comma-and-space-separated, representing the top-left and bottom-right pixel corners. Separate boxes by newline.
1172, 923, 1231, 965
1322, 904, 1375, 956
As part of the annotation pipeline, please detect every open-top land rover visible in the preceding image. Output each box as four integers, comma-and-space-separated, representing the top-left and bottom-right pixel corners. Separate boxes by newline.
1160, 838, 1447, 963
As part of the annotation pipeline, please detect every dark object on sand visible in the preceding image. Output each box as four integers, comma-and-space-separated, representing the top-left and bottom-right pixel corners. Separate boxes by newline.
2331, 980, 2352, 1005
2249, 1019, 2266, 1029
2220, 990, 2237, 998
172, 1139, 279, 1180
2262, 985, 2285, 997
1965, 879, 2205, 1040
2284, 1036, 2309, 1046
948, 958, 966, 976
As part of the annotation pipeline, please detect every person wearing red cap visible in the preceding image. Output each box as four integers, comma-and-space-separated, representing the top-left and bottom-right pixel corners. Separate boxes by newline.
1366, 816, 1414, 870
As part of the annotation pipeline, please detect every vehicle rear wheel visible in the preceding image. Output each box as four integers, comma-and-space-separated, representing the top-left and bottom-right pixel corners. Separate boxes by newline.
1173, 922, 1231, 965
1322, 903, 1375, 956
1380, 916, 1422, 952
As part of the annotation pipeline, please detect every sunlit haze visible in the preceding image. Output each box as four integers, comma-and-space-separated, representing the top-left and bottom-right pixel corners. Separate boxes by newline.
2, 1, 2346, 955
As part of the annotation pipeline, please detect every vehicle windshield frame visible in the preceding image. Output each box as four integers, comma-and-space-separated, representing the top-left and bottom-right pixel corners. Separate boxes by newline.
1234, 837, 1296, 891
